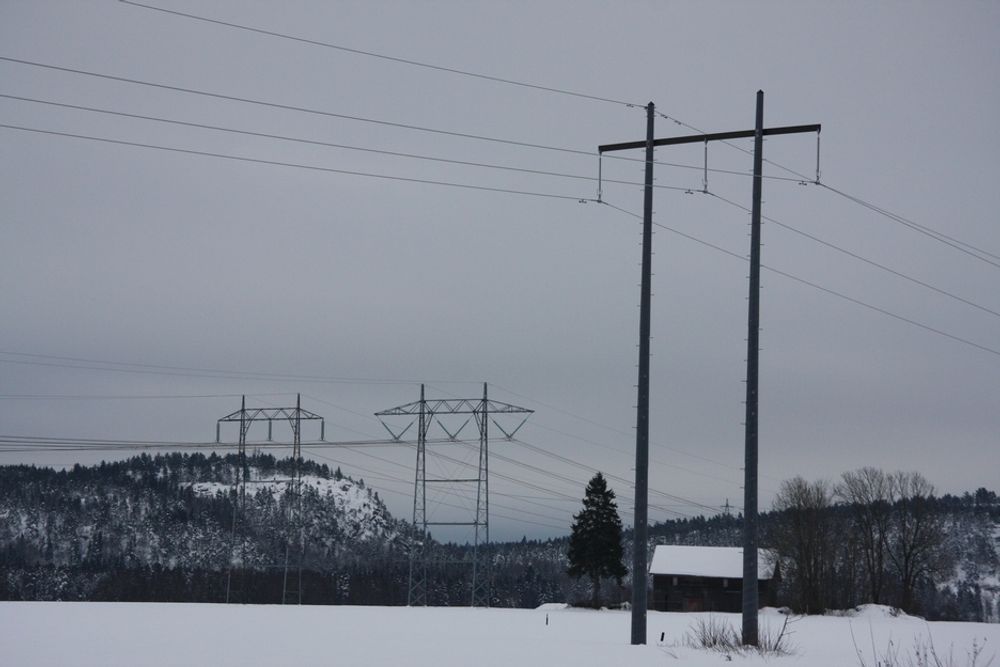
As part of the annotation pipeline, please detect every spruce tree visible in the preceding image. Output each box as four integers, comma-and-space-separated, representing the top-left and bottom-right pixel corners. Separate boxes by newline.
567, 472, 627, 607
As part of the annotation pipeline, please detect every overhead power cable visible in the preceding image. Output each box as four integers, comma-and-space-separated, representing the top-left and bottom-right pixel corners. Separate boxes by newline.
600, 199, 1000, 360
706, 191, 1000, 319
489, 383, 771, 476
525, 417, 752, 488
0, 392, 291, 400
506, 437, 723, 514
0, 123, 594, 202
117, 0, 642, 108
657, 111, 816, 181
0, 93, 695, 194
0, 56, 618, 159
657, 110, 1000, 268
304, 447, 561, 521
818, 184, 1000, 269
0, 350, 484, 388
420, 386, 729, 515
445, 438, 698, 518
302, 447, 568, 531
0, 57, 803, 182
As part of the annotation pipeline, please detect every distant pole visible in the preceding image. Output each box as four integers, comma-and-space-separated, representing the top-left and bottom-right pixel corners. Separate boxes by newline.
407, 384, 428, 606
630, 101, 655, 646
742, 89, 765, 647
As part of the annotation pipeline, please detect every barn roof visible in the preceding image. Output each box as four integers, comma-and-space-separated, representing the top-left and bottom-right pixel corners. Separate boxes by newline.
649, 545, 777, 580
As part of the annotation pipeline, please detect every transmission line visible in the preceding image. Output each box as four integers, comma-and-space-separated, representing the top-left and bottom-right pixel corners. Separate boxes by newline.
0, 57, 808, 181
0, 56, 623, 159
0, 123, 596, 201
0, 94, 691, 195
488, 382, 770, 476
302, 447, 569, 531
656, 110, 1000, 268
506, 437, 722, 514
117, 0, 642, 108
525, 416, 753, 488
818, 184, 1000, 269
706, 191, 1000, 319
445, 437, 698, 518
600, 199, 1000, 360
0, 392, 290, 401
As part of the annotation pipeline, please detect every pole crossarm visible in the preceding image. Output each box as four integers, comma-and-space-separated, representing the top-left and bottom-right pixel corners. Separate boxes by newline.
598, 123, 820, 153
218, 406, 324, 423
375, 398, 532, 416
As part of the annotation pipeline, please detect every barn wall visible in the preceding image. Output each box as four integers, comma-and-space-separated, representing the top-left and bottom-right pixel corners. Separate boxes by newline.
651, 574, 773, 612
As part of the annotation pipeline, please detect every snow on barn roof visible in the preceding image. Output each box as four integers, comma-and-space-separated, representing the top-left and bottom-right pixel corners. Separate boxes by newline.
649, 545, 776, 580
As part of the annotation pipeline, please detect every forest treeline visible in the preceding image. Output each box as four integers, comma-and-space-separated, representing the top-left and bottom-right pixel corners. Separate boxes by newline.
764, 469, 998, 621
0, 455, 996, 621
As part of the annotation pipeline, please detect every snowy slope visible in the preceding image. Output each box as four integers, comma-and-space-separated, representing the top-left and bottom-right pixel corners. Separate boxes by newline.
188, 471, 394, 542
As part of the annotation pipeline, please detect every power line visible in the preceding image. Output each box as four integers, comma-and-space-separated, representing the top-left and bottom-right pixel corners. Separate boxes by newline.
657, 111, 816, 182
302, 447, 569, 531
424, 386, 736, 514
0, 56, 619, 160
525, 416, 752, 488
0, 56, 805, 182
0, 352, 489, 392
0, 93, 691, 195
706, 191, 1000, 320
0, 392, 289, 401
600, 199, 1000, 360
0, 349, 435, 385
443, 437, 698, 518
0, 123, 594, 202
117, 0, 641, 108
490, 382, 767, 475
818, 184, 1000, 269
312, 446, 576, 520
656, 110, 1000, 267
507, 437, 721, 514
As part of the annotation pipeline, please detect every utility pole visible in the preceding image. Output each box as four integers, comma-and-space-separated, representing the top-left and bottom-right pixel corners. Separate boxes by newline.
599, 101, 655, 646
598, 92, 819, 646
742, 90, 765, 646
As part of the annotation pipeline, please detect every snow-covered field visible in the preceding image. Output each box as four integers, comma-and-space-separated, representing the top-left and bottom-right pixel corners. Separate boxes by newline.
2, 602, 997, 666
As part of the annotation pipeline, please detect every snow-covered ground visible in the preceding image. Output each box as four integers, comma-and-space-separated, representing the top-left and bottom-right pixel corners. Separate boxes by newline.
2, 602, 997, 666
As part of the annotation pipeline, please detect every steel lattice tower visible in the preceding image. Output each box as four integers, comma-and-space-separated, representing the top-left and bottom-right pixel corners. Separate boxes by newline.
217, 394, 324, 604
377, 383, 532, 607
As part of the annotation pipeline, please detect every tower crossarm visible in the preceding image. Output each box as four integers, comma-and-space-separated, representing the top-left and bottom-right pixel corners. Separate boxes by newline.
375, 398, 532, 416
218, 406, 324, 422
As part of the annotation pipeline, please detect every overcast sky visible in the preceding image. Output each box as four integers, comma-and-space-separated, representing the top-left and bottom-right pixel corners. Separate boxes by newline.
1, 1, 998, 541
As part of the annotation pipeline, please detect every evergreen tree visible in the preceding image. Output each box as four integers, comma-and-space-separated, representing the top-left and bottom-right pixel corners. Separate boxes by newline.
566, 472, 627, 607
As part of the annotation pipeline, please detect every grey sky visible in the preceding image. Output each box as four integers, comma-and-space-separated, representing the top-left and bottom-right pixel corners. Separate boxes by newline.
1, 1, 998, 541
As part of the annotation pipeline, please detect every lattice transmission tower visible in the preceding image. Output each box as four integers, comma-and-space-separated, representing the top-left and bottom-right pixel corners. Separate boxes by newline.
217, 394, 325, 604
377, 383, 532, 607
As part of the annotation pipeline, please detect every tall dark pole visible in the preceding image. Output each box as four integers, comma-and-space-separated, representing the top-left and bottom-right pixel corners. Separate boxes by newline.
742, 89, 765, 647
598, 96, 817, 648
630, 101, 655, 646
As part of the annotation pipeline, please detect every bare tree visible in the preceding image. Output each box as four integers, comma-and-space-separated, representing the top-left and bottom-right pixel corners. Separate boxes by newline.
769, 476, 836, 613
836, 467, 895, 604
887, 471, 946, 612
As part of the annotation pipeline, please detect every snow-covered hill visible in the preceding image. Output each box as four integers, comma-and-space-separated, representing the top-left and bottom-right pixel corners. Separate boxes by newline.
0, 453, 405, 578
188, 471, 395, 543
